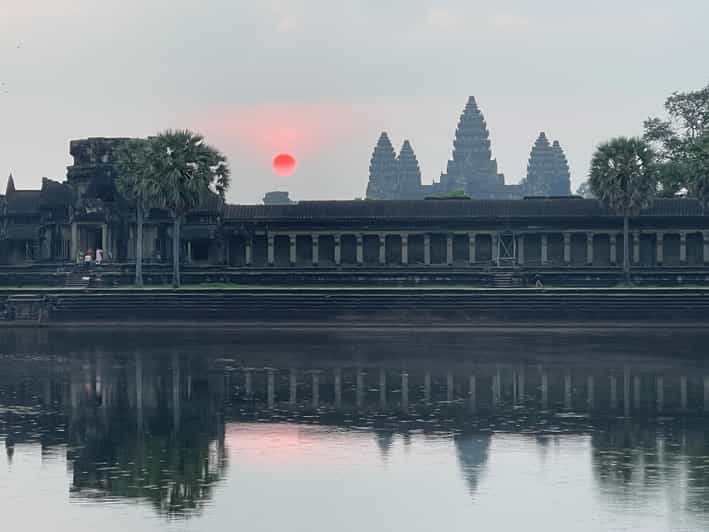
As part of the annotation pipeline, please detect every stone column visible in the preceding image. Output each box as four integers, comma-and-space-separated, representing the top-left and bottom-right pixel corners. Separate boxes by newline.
401, 234, 409, 265
424, 234, 431, 265
289, 234, 297, 266
492, 233, 499, 264
289, 369, 297, 406
656, 232, 664, 265
245, 237, 252, 266
334, 234, 341, 265
356, 234, 363, 265
633, 375, 641, 410
586, 232, 594, 265
267, 370, 275, 409
312, 234, 319, 266
356, 370, 364, 408
703, 231, 709, 265
680, 232, 687, 264
334, 368, 342, 409
379, 369, 387, 408
633, 232, 640, 264
187, 241, 192, 263
378, 234, 386, 265
541, 234, 548, 264
70, 222, 78, 261
541, 371, 549, 408
704, 375, 709, 413
423, 372, 431, 404
267, 234, 275, 266
587, 376, 595, 409
312, 372, 320, 409
610, 233, 617, 265
101, 224, 108, 252
563, 232, 571, 264
517, 234, 525, 265
446, 373, 454, 402
446, 234, 454, 265
680, 376, 688, 411
610, 375, 617, 410
469, 375, 477, 411
564, 373, 572, 411
401, 371, 409, 410
656, 376, 664, 413
468, 233, 476, 264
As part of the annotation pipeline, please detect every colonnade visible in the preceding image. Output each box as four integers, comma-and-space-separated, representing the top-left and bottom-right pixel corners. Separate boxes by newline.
234, 229, 709, 267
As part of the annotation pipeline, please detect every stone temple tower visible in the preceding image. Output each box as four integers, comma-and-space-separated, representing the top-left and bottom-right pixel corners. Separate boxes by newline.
366, 132, 399, 200
439, 96, 504, 198
524, 133, 572, 196
396, 140, 422, 199
550, 140, 572, 196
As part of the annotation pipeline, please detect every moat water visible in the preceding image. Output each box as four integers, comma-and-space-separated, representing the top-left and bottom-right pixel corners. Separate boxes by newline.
1, 328, 709, 532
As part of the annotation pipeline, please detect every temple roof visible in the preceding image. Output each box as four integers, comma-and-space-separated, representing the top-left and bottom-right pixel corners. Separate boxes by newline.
5, 190, 41, 214
40, 178, 75, 207
222, 198, 705, 221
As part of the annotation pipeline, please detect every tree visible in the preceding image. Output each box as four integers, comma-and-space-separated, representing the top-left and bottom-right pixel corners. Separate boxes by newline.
115, 140, 160, 287
643, 84, 709, 196
142, 130, 230, 288
589, 137, 657, 285
575, 180, 595, 199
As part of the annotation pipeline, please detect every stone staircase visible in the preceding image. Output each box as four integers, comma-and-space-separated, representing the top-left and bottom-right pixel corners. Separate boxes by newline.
64, 271, 91, 289
492, 269, 522, 288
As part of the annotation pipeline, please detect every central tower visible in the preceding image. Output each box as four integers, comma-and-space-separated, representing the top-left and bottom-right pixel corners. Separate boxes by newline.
439, 96, 505, 198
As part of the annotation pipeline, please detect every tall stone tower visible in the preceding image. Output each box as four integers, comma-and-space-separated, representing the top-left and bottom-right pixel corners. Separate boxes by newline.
439, 96, 504, 198
550, 140, 572, 196
396, 140, 422, 199
366, 132, 399, 200
524, 133, 572, 196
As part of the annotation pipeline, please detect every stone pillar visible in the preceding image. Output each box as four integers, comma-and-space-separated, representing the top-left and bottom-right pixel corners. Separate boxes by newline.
423, 372, 431, 404
101, 224, 108, 252
187, 241, 192, 263
401, 234, 409, 265
267, 234, 275, 265
703, 231, 709, 265
586, 232, 594, 265
356, 370, 364, 408
312, 234, 319, 266
289, 369, 297, 406
633, 375, 641, 410
312, 372, 320, 409
704, 376, 709, 413
356, 234, 363, 265
334, 368, 342, 409
541, 371, 549, 408
656, 376, 664, 413
468, 375, 477, 411
563, 232, 571, 264
267, 369, 275, 409
517, 234, 525, 265
244, 369, 252, 397
492, 233, 499, 264
379, 369, 387, 408
378, 234, 386, 265
468, 233, 476, 264
587, 376, 595, 409
633, 232, 640, 264
564, 373, 572, 411
610, 375, 617, 410
656, 232, 664, 265
446, 234, 453, 265
623, 369, 630, 417
245, 237, 252, 266
289, 234, 297, 266
680, 232, 687, 264
401, 371, 409, 410
446, 373, 454, 402
423, 234, 431, 265
541, 234, 548, 264
610, 233, 617, 265
680, 376, 687, 411
334, 234, 341, 265
71, 222, 78, 261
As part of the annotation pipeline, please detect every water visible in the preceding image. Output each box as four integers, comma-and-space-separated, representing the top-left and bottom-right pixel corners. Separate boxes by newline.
1, 328, 708, 531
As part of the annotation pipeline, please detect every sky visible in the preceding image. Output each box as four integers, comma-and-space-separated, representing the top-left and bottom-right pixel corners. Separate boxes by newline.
0, 0, 708, 204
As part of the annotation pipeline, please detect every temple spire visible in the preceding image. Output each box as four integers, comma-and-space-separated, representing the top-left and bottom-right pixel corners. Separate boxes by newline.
524, 132, 556, 196
396, 140, 422, 199
550, 140, 572, 195
5, 173, 15, 195
366, 132, 399, 200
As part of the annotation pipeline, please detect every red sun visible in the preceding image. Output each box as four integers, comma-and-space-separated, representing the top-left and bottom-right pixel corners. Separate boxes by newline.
272, 153, 297, 176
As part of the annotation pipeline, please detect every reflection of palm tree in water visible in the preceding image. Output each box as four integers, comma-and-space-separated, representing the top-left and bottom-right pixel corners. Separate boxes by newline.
454, 433, 492, 496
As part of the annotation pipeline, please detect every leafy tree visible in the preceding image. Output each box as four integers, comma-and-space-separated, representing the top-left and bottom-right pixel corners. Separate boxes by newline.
115, 140, 161, 287
141, 130, 230, 288
643, 84, 709, 196
589, 137, 657, 285
575, 180, 595, 199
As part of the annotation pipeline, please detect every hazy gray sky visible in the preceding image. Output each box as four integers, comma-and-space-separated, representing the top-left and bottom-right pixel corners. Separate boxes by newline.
1, 0, 708, 203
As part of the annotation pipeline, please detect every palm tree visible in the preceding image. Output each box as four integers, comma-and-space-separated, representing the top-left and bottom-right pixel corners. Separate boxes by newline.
589, 137, 657, 285
143, 130, 230, 288
116, 140, 160, 287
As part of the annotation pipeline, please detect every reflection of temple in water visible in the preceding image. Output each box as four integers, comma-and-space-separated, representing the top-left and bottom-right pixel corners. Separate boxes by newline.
1, 333, 709, 515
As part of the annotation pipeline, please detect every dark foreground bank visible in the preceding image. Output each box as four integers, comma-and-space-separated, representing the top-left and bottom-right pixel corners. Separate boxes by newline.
2, 287, 709, 327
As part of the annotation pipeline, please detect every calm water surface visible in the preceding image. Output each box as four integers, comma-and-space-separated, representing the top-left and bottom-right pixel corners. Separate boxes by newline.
1, 328, 709, 532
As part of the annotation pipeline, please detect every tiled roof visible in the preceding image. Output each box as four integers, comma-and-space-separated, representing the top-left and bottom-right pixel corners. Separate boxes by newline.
40, 179, 75, 207
222, 198, 706, 221
6, 191, 41, 213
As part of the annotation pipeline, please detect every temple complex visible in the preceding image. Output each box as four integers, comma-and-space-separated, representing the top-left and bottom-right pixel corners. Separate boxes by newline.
2, 135, 709, 287
365, 96, 572, 200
